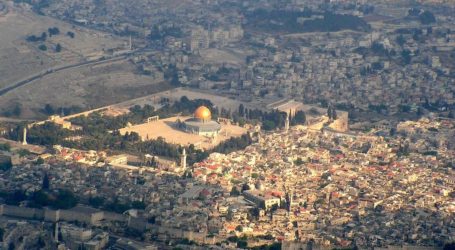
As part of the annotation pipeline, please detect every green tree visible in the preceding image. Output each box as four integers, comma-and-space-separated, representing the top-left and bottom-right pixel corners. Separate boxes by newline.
237, 241, 247, 248
37, 237, 45, 248
52, 189, 78, 209
0, 157, 12, 171
67, 31, 75, 38
241, 183, 250, 192
389, 128, 397, 136
48, 27, 60, 36
0, 143, 11, 151
396, 35, 406, 46
399, 104, 411, 113
327, 105, 333, 119
12, 103, 22, 117
43, 104, 55, 115
408, 8, 421, 17
230, 187, 240, 196
55, 43, 62, 52
31, 190, 50, 208
132, 201, 146, 210
36, 157, 45, 165
26, 35, 41, 42
331, 108, 337, 120
292, 110, 306, 125
398, 143, 410, 157
89, 196, 105, 208
402, 50, 412, 64
419, 11, 436, 24
6, 190, 27, 205
17, 149, 31, 157
104, 198, 130, 213
238, 104, 245, 117
262, 120, 276, 131
448, 110, 455, 119
294, 157, 304, 165
42, 172, 49, 189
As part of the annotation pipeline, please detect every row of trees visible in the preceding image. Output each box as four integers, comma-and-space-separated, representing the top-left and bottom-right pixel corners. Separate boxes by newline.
0, 171, 142, 214
29, 189, 78, 209
1, 103, 22, 117
26, 27, 60, 42
24, 26, 68, 53
26, 32, 48, 42
408, 8, 436, 25
48, 27, 60, 36
238, 104, 307, 130
89, 196, 146, 213
212, 133, 253, 155
0, 143, 11, 151
2, 188, 78, 210
13, 0, 51, 14
5, 97, 245, 164
7, 98, 306, 168
246, 10, 370, 33
302, 13, 371, 33
37, 43, 62, 52
149, 25, 184, 41
327, 105, 338, 120
291, 110, 306, 125
41, 104, 84, 116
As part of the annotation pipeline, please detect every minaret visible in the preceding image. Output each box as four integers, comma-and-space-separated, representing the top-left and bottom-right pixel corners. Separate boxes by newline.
180, 148, 187, 170
54, 222, 59, 243
129, 35, 133, 50
22, 127, 27, 145
288, 190, 293, 212
284, 112, 290, 132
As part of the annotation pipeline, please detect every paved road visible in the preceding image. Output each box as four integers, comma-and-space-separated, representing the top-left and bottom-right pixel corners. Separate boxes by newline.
0, 49, 146, 96
0, 117, 31, 122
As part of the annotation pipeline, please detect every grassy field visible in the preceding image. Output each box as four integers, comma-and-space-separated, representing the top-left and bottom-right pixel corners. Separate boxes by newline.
0, 2, 171, 119
0, 58, 172, 119
0, 2, 125, 88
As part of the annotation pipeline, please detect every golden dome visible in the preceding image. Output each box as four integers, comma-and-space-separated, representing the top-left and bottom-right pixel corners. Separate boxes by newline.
194, 106, 211, 121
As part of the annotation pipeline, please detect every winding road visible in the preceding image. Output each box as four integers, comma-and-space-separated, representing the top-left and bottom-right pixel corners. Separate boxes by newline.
0, 48, 146, 96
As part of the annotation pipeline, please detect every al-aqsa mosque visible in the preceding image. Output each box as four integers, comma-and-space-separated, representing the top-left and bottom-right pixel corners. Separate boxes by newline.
180, 106, 221, 137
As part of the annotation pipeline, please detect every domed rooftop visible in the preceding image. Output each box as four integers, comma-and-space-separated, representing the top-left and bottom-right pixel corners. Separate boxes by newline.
194, 106, 211, 121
